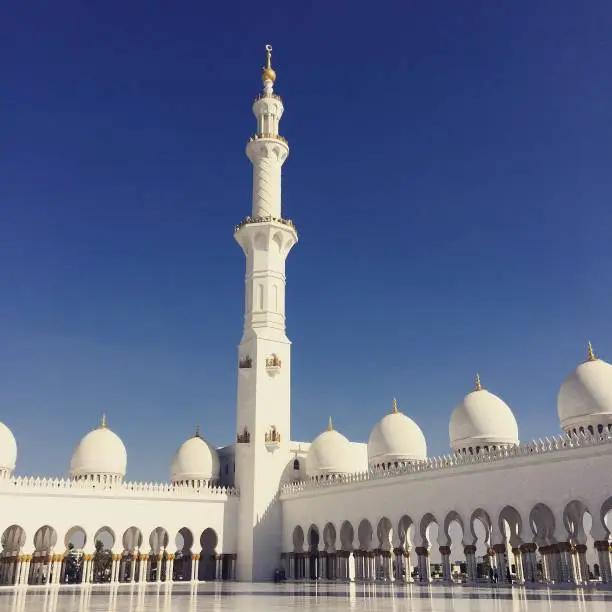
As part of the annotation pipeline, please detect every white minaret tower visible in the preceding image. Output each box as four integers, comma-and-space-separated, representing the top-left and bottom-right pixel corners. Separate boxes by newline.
234, 44, 297, 582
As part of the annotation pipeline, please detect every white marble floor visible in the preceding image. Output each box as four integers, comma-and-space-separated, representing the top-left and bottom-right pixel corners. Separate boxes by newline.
1, 582, 611, 612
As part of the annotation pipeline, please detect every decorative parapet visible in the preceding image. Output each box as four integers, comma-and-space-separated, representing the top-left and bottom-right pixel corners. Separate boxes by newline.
239, 355, 252, 369
233, 215, 296, 234
265, 354, 282, 377
265, 427, 281, 444
0, 476, 239, 499
280, 430, 612, 497
265, 354, 282, 368
248, 132, 288, 146
236, 427, 251, 444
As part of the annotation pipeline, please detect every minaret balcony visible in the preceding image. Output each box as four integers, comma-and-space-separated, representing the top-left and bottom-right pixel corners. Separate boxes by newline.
253, 92, 283, 103
265, 354, 282, 376
234, 215, 296, 234
264, 427, 281, 452
248, 132, 288, 146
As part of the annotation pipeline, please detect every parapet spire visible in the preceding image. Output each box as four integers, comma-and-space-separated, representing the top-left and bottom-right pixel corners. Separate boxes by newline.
391, 398, 399, 414
100, 413, 107, 429
586, 341, 597, 362
474, 373, 483, 392
261, 43, 277, 88
327, 416, 333, 432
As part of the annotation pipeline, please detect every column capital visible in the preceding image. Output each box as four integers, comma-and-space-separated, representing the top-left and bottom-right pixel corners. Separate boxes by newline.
493, 543, 506, 554
575, 544, 588, 554
415, 546, 429, 556
439, 546, 451, 555
594, 540, 612, 552
463, 545, 477, 554
520, 543, 537, 553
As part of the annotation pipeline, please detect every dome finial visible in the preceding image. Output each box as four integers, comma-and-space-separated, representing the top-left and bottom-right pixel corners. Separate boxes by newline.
391, 397, 399, 414
474, 373, 483, 392
327, 416, 333, 432
194, 425, 201, 438
100, 413, 107, 429
262, 44, 277, 85
586, 340, 597, 362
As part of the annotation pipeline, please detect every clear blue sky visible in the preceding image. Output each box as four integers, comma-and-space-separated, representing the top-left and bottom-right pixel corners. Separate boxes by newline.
1, 2, 610, 481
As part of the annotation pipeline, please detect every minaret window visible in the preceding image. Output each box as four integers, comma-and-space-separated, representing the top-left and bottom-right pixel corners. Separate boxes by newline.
293, 458, 300, 471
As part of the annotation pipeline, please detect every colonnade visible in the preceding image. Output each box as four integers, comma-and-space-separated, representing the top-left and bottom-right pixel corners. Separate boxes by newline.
0, 552, 238, 586
280, 541, 612, 585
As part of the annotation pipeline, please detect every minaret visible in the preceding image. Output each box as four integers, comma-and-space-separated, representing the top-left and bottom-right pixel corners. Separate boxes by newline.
233, 44, 297, 582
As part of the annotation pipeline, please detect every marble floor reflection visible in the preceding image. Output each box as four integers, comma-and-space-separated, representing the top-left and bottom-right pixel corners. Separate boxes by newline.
1, 582, 612, 612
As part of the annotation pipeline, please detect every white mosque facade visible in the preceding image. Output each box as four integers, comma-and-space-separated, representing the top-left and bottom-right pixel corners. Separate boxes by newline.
1, 46, 612, 588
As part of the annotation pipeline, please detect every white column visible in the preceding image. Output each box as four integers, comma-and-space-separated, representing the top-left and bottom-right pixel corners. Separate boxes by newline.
416, 547, 430, 583
595, 541, 611, 583
156, 554, 163, 583
511, 548, 524, 584
439, 547, 452, 582
494, 545, 509, 583
130, 552, 137, 582
576, 545, 589, 585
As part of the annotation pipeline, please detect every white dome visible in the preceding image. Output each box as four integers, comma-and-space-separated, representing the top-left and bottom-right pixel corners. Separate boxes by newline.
449, 376, 519, 453
171, 431, 220, 483
305, 419, 354, 478
557, 345, 612, 432
368, 400, 427, 466
70, 417, 127, 480
0, 421, 17, 474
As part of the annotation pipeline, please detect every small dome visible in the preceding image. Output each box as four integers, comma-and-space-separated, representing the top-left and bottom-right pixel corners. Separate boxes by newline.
449, 375, 519, 453
305, 418, 354, 478
171, 429, 220, 484
0, 421, 17, 475
368, 399, 427, 466
70, 416, 127, 481
557, 343, 612, 432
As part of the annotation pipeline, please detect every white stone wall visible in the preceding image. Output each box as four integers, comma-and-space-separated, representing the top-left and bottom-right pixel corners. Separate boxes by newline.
281, 434, 612, 562
0, 479, 239, 556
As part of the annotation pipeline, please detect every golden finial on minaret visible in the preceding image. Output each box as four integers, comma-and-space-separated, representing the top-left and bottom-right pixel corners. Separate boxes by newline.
391, 398, 399, 414
100, 413, 107, 429
474, 373, 483, 392
327, 416, 333, 432
194, 425, 201, 438
262, 44, 277, 84
586, 341, 597, 362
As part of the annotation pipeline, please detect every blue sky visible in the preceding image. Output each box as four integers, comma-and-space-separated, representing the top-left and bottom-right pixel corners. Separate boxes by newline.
1, 2, 611, 481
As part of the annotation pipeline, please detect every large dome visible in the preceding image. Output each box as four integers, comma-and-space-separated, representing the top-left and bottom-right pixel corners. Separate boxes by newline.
0, 421, 17, 476
557, 343, 612, 433
70, 416, 127, 482
449, 375, 519, 453
171, 429, 220, 484
305, 418, 354, 478
368, 399, 427, 467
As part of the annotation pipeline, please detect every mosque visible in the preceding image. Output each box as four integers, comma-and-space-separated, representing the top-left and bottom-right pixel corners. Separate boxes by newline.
1, 46, 611, 588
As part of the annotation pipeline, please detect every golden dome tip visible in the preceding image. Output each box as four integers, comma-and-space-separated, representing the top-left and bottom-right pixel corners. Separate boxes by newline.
327, 416, 333, 432
262, 43, 277, 83
474, 373, 483, 392
391, 397, 399, 414
587, 341, 597, 362
100, 413, 107, 429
